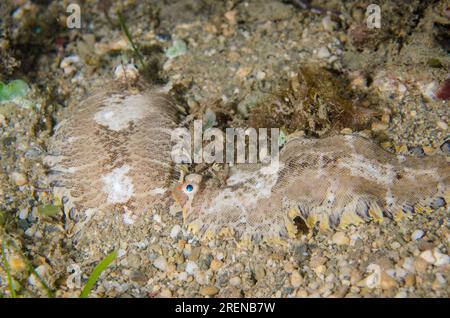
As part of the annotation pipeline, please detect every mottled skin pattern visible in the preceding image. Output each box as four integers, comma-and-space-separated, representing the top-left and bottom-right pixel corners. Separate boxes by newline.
174, 135, 449, 241
45, 81, 178, 242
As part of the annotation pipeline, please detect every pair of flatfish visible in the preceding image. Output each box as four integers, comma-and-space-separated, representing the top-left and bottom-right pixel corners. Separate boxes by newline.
45, 80, 449, 251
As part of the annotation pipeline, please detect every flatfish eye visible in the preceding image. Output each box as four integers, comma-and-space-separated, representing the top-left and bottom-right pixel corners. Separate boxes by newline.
185, 184, 194, 192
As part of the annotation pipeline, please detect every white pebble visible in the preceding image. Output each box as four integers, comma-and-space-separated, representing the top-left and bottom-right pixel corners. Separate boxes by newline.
321, 16, 337, 31
18, 208, 28, 220
117, 249, 126, 258
170, 225, 181, 238
177, 272, 188, 281
432, 249, 450, 266
194, 271, 207, 285
159, 289, 172, 298
216, 252, 225, 261
420, 81, 439, 101
153, 214, 162, 223
397, 83, 407, 94
256, 71, 266, 80
229, 276, 241, 286
185, 261, 198, 275
435, 273, 446, 285
60, 55, 80, 75
390, 241, 401, 249
411, 230, 424, 241
365, 264, 381, 289
437, 121, 448, 131
332, 232, 349, 245
395, 290, 408, 298
402, 257, 415, 273
24, 227, 35, 237
419, 248, 448, 266
420, 250, 435, 264
317, 46, 331, 59
153, 256, 167, 271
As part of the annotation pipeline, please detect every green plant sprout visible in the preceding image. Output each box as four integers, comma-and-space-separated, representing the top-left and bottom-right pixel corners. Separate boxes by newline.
117, 11, 145, 71
1, 241, 16, 298
80, 250, 117, 298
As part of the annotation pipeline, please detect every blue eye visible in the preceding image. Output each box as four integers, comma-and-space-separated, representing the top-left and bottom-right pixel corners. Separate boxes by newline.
186, 184, 194, 192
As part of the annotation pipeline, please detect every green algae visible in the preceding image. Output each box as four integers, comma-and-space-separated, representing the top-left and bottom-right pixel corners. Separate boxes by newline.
0, 80, 30, 103
165, 39, 187, 59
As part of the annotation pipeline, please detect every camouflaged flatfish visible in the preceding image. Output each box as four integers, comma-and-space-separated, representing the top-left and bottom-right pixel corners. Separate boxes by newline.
46, 81, 449, 248
45, 80, 179, 253
173, 135, 449, 241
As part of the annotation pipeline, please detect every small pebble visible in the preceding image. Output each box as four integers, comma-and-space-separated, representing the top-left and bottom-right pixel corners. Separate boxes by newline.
437, 121, 448, 131
409, 146, 424, 157
185, 261, 198, 275
395, 291, 407, 298
297, 290, 308, 297
411, 230, 424, 241
432, 273, 446, 290
380, 272, 398, 290
401, 257, 415, 272
224, 10, 237, 25
371, 122, 389, 132
159, 289, 172, 298
177, 272, 188, 281
390, 241, 401, 249
236, 66, 252, 79
256, 71, 266, 80
321, 16, 337, 31
60, 55, 80, 75
317, 46, 331, 59
153, 214, 162, 224
413, 257, 429, 273
229, 276, 241, 286
420, 250, 435, 264
332, 232, 350, 246
113, 64, 139, 81
290, 270, 304, 288
404, 274, 415, 287
195, 271, 207, 285
340, 128, 353, 134
11, 171, 28, 186
210, 259, 223, 271
199, 286, 219, 297
170, 225, 181, 238
254, 265, 266, 281
155, 33, 171, 42
188, 247, 201, 261
18, 208, 28, 220
431, 248, 450, 266
153, 256, 167, 271
420, 81, 439, 101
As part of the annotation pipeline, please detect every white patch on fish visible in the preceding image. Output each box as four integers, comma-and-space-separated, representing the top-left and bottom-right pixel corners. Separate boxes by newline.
94, 94, 149, 131
101, 165, 134, 204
